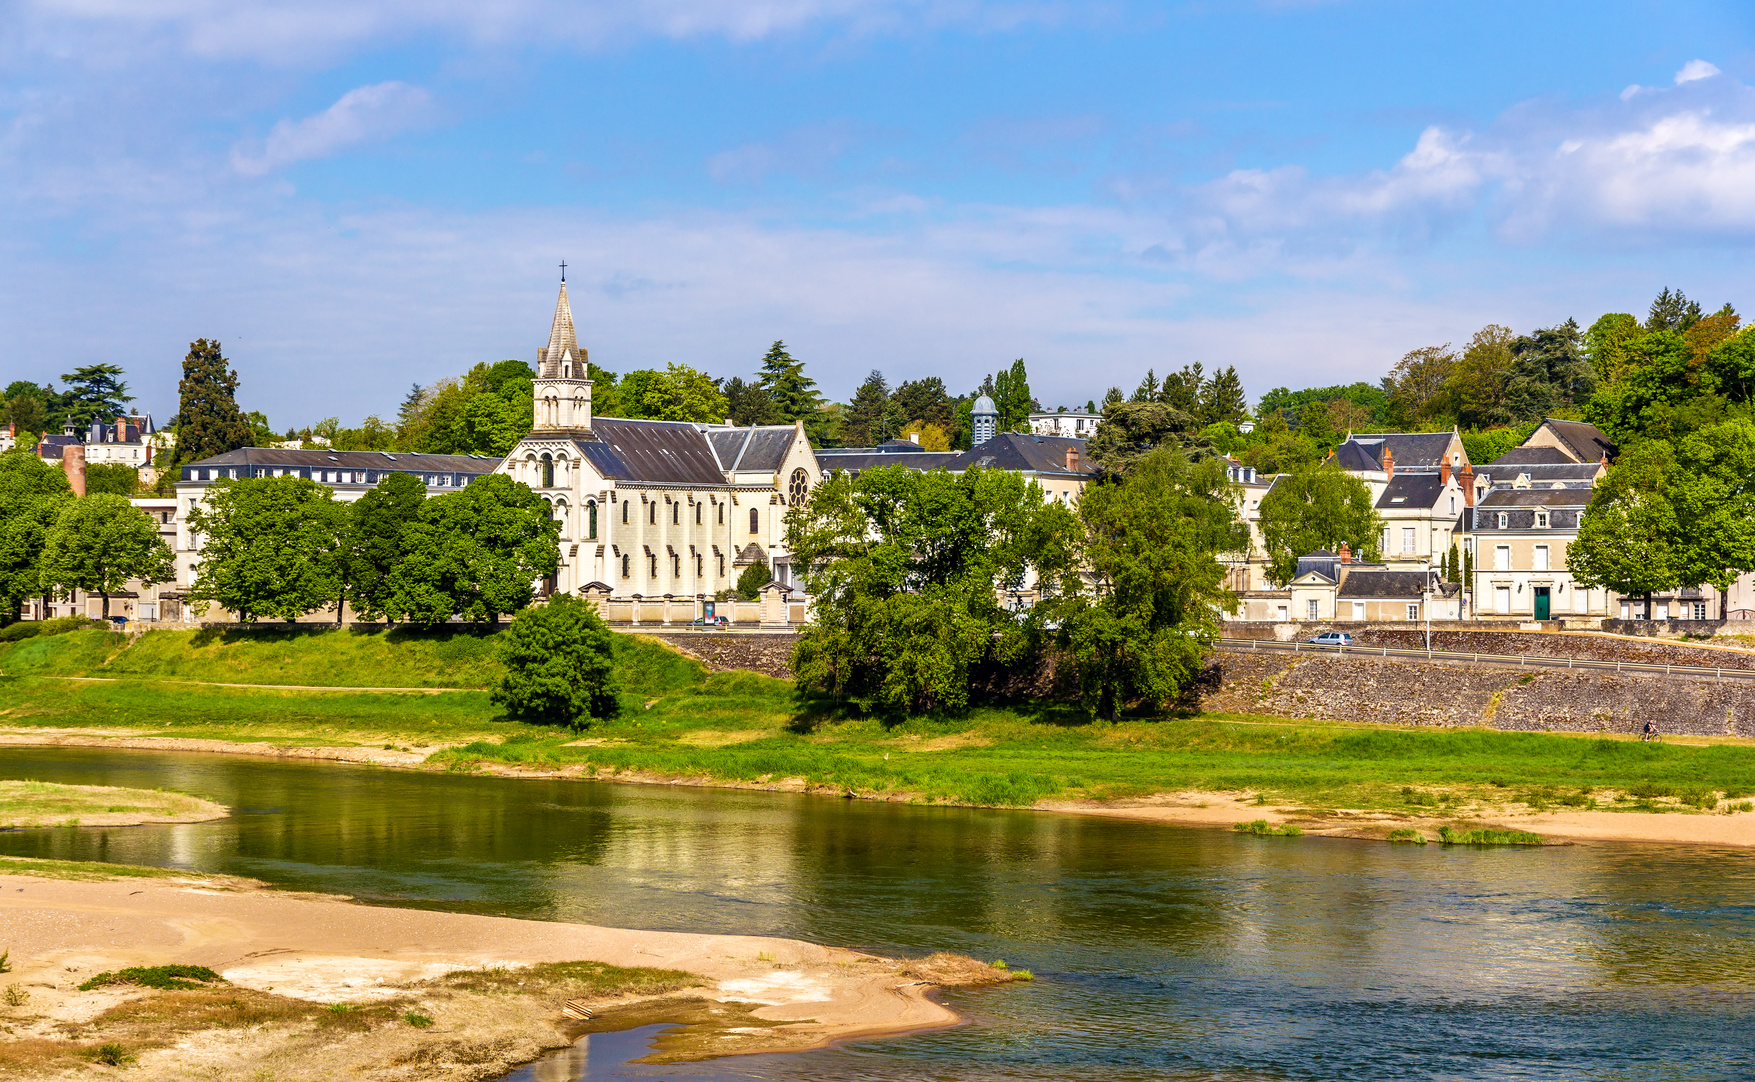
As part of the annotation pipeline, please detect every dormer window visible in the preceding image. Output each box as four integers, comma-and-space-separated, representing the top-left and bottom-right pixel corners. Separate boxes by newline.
1497, 512, 1508, 529
1535, 511, 1549, 529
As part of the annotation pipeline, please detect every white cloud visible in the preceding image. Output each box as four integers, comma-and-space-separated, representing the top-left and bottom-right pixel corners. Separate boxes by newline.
1675, 59, 1720, 85
230, 81, 433, 176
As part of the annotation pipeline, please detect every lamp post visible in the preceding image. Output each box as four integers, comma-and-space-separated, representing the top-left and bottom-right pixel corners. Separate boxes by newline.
1422, 558, 1433, 651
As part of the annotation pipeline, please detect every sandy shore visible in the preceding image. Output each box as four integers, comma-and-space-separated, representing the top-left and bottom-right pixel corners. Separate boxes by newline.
0, 869, 1009, 1079
0, 779, 229, 829
7, 727, 1755, 848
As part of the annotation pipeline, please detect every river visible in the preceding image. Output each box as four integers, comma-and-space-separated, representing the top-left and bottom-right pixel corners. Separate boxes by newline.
3, 747, 1753, 1080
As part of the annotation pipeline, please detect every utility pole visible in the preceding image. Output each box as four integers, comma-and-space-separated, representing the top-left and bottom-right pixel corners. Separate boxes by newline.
1423, 557, 1433, 651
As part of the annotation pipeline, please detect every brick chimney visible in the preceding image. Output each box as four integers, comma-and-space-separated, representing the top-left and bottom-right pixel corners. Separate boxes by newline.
1339, 542, 1351, 564
1382, 447, 1394, 479
65, 444, 86, 497
1440, 459, 1451, 485
1460, 462, 1475, 507
1065, 446, 1080, 472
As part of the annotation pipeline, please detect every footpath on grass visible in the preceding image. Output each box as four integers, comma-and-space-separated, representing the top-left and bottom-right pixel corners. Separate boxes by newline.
5, 626, 1755, 848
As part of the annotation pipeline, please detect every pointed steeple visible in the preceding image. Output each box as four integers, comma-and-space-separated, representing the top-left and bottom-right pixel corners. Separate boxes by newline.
540, 283, 585, 377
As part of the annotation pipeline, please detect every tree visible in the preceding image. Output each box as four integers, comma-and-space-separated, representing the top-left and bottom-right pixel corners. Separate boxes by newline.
345, 472, 427, 622
1087, 401, 1204, 474
636, 363, 729, 423
1583, 313, 1644, 382
83, 463, 138, 496
842, 370, 894, 447
1646, 287, 1703, 333
0, 449, 72, 622
1449, 324, 1517, 428
723, 376, 780, 426
734, 560, 772, 601
1667, 420, 1755, 615
901, 420, 951, 451
992, 359, 1033, 433
893, 377, 954, 432
1257, 461, 1383, 585
1101, 386, 1124, 412
757, 341, 821, 421
387, 474, 559, 627
1386, 345, 1457, 424
57, 364, 133, 431
41, 494, 174, 618
1569, 441, 1680, 608
491, 594, 620, 728
1051, 448, 1246, 720
3, 382, 51, 441
187, 476, 345, 622
1201, 366, 1248, 426
787, 465, 1078, 717
175, 340, 252, 466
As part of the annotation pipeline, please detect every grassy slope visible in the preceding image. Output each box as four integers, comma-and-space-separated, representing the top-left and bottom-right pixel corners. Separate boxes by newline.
5, 628, 1755, 813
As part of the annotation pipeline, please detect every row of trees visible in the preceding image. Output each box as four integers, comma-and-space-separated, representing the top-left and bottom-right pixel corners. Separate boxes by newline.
188, 473, 558, 625
0, 451, 174, 621
786, 448, 1247, 720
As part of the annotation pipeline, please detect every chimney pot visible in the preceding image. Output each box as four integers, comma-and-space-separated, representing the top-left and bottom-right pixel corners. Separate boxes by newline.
1066, 446, 1080, 472
1382, 448, 1395, 479
1440, 459, 1451, 485
1339, 543, 1351, 564
1460, 462, 1476, 508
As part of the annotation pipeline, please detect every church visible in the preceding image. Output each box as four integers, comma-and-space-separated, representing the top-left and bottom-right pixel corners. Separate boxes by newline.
496, 284, 821, 604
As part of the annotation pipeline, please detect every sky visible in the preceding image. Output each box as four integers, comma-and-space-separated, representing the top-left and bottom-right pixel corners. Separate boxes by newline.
3, 1, 1755, 428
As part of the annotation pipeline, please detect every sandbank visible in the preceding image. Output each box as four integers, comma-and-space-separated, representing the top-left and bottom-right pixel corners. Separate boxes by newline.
0, 779, 229, 829
0, 867, 1009, 1080
7, 727, 1755, 848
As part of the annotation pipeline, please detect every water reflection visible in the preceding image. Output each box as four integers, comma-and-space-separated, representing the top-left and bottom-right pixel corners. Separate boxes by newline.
4, 747, 1755, 1080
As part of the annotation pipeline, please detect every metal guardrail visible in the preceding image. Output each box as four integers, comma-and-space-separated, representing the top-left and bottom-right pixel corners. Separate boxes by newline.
1217, 637, 1755, 684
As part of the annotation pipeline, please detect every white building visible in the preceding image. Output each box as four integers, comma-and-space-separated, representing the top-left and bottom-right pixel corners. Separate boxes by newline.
1028, 410, 1100, 439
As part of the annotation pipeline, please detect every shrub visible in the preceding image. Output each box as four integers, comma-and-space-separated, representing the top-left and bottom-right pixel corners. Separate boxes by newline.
1387, 828, 1427, 844
0, 615, 104, 643
1234, 819, 1302, 837
1437, 825, 1542, 846
78, 965, 224, 992
3, 984, 26, 1007
734, 561, 772, 601
404, 1010, 434, 1028
90, 1044, 133, 1066
491, 595, 620, 729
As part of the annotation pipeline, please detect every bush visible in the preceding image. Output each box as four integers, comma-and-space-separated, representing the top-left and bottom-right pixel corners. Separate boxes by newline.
734, 561, 772, 601
0, 615, 104, 643
1387, 828, 1428, 844
1437, 825, 1542, 846
1234, 819, 1302, 837
77, 965, 224, 992
491, 595, 620, 729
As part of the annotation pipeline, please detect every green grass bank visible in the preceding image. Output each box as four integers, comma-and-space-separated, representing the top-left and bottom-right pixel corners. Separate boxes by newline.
5, 626, 1755, 816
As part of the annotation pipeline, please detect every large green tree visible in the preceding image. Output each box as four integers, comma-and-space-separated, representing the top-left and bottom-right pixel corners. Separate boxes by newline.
842, 370, 894, 447
992, 358, 1034, 433
83, 462, 139, 496
756, 341, 822, 421
176, 340, 252, 466
892, 377, 954, 433
632, 363, 729, 423
187, 476, 345, 622
788, 465, 1078, 717
1050, 448, 1247, 720
345, 472, 427, 622
723, 376, 780, 426
387, 474, 559, 627
1201, 365, 1249, 426
1087, 401, 1205, 473
1569, 441, 1681, 607
56, 364, 133, 431
41, 494, 174, 618
1257, 461, 1383, 585
0, 449, 73, 622
492, 595, 621, 727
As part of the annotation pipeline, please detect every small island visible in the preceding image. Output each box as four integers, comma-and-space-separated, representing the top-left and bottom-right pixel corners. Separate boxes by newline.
0, 780, 229, 829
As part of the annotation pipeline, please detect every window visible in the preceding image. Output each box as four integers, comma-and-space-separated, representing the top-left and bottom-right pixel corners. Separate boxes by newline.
750, 508, 760, 534
587, 502, 598, 539
1496, 586, 1511, 614
650, 553, 658, 576
789, 468, 809, 505
1534, 511, 1549, 528
1307, 599, 1319, 620
621, 554, 630, 578
672, 501, 679, 525
541, 453, 553, 488
1352, 601, 1366, 620
1534, 545, 1549, 571
718, 503, 724, 525
1382, 527, 1391, 553
1655, 602, 1669, 621
1401, 527, 1415, 553
622, 501, 629, 524
649, 501, 656, 525
718, 553, 725, 575
1498, 512, 1508, 529
1576, 588, 1590, 615
697, 552, 704, 575
1495, 545, 1510, 571
696, 503, 702, 525
1407, 604, 1420, 621
1450, 495, 1457, 514
1693, 602, 1708, 621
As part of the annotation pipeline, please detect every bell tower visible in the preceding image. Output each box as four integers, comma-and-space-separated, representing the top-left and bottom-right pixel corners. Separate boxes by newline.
533, 280, 593, 433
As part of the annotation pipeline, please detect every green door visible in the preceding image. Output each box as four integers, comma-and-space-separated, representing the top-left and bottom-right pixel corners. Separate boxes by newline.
1534, 587, 1551, 620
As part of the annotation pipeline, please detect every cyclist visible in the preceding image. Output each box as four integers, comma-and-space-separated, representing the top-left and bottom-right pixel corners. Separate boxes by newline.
1641, 720, 1658, 743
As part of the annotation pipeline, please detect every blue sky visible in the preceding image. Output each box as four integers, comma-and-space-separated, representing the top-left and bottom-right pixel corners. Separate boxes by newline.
3, 1, 1755, 427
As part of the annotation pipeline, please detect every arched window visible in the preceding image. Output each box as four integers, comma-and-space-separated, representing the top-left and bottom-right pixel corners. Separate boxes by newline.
695, 502, 702, 525
621, 554, 630, 578
718, 503, 724, 525
672, 502, 679, 525
649, 501, 656, 525
587, 501, 598, 539
622, 500, 629, 524
789, 468, 809, 505
750, 508, 760, 534
541, 453, 553, 488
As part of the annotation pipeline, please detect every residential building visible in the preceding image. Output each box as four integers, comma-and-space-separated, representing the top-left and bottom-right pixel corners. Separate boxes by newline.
1522, 417, 1616, 464
1465, 488, 1608, 620
1476, 446, 1605, 491
1273, 547, 1460, 623
1028, 410, 1101, 439
495, 282, 822, 600
949, 432, 1096, 506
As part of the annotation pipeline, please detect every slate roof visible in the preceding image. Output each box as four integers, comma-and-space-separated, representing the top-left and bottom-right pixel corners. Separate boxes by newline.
1375, 471, 1447, 510
1330, 441, 1383, 471
1480, 462, 1602, 487
1337, 569, 1442, 599
1540, 418, 1616, 463
1479, 488, 1594, 507
817, 451, 963, 475
705, 425, 797, 473
575, 418, 728, 486
1473, 487, 1593, 531
1337, 431, 1457, 469
949, 432, 1093, 476
1490, 446, 1574, 465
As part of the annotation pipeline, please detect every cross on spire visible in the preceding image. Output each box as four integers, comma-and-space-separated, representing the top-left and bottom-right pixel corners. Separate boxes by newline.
559, 260, 567, 283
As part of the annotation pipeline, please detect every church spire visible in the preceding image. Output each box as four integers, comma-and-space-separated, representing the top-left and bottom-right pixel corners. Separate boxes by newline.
541, 283, 582, 378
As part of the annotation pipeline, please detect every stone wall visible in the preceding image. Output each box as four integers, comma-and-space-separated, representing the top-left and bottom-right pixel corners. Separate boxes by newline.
1224, 623, 1755, 670
649, 632, 796, 677
1203, 650, 1755, 737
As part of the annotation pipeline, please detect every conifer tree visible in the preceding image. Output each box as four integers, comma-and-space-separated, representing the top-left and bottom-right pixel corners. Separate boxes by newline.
1202, 366, 1248, 425
57, 365, 133, 430
993, 358, 1033, 433
756, 341, 822, 421
175, 340, 252, 466
843, 370, 894, 446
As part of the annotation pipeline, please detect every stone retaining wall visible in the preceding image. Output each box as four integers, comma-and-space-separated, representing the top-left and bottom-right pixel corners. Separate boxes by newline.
1204, 651, 1755, 737
647, 632, 796, 678
1225, 623, 1755, 670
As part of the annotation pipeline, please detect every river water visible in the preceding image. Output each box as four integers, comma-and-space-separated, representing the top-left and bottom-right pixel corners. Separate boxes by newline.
3, 747, 1753, 1080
